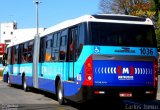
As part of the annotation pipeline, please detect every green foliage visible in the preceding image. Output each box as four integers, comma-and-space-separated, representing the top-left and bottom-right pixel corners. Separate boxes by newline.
150, 0, 157, 11
99, 0, 153, 16
156, 18, 160, 49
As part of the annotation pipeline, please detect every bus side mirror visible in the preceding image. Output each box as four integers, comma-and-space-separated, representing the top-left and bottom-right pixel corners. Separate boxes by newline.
2, 53, 7, 66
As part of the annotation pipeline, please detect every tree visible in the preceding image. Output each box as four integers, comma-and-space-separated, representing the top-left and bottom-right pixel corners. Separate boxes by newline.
156, 21, 160, 49
154, 0, 160, 19
99, 0, 155, 17
153, 0, 160, 49
99, 0, 131, 14
130, 1, 156, 17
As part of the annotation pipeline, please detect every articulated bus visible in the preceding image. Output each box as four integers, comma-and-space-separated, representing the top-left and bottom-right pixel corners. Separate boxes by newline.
3, 14, 158, 104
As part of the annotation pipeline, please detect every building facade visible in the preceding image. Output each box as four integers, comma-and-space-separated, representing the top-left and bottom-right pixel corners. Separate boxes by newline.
0, 22, 45, 69
0, 22, 45, 45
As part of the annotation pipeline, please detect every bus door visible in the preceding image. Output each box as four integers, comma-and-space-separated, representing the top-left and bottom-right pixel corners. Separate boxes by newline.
59, 30, 68, 80
68, 27, 78, 81
33, 35, 40, 88
9, 46, 20, 84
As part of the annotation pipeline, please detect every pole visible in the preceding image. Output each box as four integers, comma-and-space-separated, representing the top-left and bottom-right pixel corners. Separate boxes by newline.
35, 0, 39, 35
33, 0, 40, 88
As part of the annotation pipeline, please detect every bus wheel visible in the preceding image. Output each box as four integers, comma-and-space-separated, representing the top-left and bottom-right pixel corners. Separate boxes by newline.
23, 76, 28, 92
57, 81, 66, 105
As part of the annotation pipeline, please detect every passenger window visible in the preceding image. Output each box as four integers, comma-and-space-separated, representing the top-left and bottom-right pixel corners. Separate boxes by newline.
68, 27, 78, 61
59, 30, 68, 61
28, 41, 34, 62
28, 41, 33, 52
53, 34, 58, 48
22, 42, 28, 63
77, 24, 84, 58
52, 33, 60, 61
23, 43, 28, 52
14, 45, 19, 64
39, 37, 46, 62
7, 48, 11, 64
45, 35, 53, 62
11, 47, 15, 64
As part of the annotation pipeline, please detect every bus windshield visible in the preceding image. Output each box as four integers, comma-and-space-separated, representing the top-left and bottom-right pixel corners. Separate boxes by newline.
89, 22, 157, 47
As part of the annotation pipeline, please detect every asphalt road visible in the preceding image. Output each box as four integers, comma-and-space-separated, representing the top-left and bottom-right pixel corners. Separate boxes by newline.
0, 81, 77, 110
0, 76, 160, 110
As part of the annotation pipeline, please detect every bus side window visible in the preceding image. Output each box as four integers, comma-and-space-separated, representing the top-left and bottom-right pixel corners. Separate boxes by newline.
22, 42, 28, 63
19, 44, 23, 64
59, 29, 67, 61
14, 45, 19, 64
39, 37, 46, 62
28, 40, 34, 62
75, 24, 84, 60
7, 48, 11, 64
45, 35, 53, 62
52, 33, 60, 61
68, 27, 78, 62
68, 29, 73, 61
11, 46, 15, 64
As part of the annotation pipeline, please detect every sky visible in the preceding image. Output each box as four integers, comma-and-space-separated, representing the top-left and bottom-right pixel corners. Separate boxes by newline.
0, 0, 100, 29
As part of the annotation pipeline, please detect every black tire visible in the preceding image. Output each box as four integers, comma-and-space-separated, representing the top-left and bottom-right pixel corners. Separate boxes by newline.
23, 76, 28, 92
57, 81, 66, 105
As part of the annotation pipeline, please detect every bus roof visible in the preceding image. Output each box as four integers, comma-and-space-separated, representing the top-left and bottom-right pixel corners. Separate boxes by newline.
7, 14, 153, 47
40, 14, 153, 37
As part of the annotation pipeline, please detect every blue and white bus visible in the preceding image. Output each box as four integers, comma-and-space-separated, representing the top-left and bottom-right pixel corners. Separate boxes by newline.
3, 14, 158, 104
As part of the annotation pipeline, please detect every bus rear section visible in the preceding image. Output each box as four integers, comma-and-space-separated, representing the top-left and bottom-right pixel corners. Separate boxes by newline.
93, 54, 156, 97
78, 21, 158, 102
